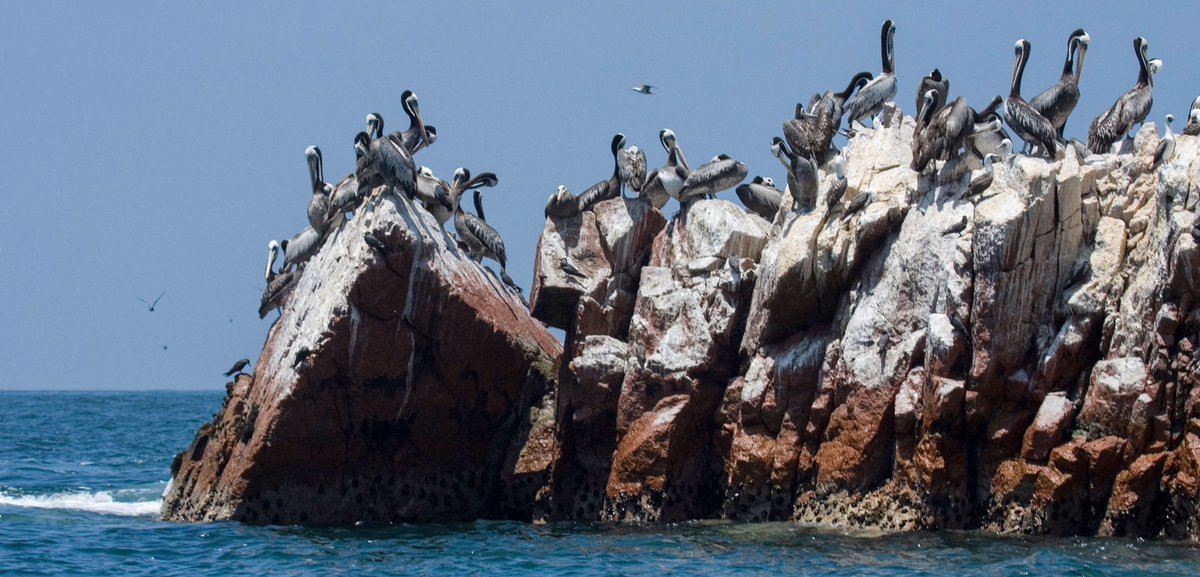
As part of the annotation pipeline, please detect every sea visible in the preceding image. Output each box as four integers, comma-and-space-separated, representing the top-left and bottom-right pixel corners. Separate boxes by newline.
2, 391, 1198, 576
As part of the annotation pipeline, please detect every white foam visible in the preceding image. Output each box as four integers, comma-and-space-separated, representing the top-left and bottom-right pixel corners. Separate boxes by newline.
0, 490, 161, 517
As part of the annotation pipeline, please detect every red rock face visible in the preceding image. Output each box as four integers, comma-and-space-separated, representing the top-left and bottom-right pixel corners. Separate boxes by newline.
162, 191, 561, 524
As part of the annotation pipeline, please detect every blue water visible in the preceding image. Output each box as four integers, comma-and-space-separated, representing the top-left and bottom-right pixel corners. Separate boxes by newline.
2, 391, 1198, 576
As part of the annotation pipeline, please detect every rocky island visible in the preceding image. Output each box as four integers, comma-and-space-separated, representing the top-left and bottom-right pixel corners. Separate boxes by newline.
163, 107, 1200, 539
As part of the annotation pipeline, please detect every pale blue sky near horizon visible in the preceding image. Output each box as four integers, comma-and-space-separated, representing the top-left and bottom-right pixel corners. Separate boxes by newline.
1, 2, 1194, 390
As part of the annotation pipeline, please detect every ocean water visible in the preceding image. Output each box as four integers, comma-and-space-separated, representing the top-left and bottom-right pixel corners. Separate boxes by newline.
2, 391, 1198, 576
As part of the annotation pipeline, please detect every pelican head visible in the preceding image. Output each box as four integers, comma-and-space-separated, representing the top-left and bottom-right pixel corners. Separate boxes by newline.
265, 240, 280, 281
659, 129, 676, 150
762, 176, 775, 188
930, 68, 942, 82
770, 137, 794, 171
557, 184, 570, 195
419, 165, 434, 179
1191, 109, 1200, 125
452, 167, 469, 188
471, 172, 499, 189
401, 90, 430, 151
611, 133, 626, 154
305, 145, 323, 190
1148, 58, 1163, 76
1071, 29, 1091, 82
366, 113, 383, 139
353, 132, 370, 158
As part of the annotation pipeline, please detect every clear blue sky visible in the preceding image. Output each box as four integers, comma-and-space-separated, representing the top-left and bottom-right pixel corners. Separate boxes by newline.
0, 2, 1193, 390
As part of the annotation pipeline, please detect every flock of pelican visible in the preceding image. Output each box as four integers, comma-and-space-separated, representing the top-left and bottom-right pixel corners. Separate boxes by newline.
546, 21, 1194, 240
257, 21, 1200, 322
258, 90, 519, 319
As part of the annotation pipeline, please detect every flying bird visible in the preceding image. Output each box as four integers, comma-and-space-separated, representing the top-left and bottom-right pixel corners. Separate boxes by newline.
137, 291, 166, 312
632, 84, 654, 95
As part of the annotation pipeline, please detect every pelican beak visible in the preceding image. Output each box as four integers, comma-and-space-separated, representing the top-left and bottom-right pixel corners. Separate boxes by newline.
675, 144, 690, 172
412, 101, 431, 152
1075, 43, 1088, 82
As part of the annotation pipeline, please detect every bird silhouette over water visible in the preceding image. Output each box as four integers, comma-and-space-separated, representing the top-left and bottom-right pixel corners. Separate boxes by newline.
632, 84, 654, 95
137, 291, 166, 312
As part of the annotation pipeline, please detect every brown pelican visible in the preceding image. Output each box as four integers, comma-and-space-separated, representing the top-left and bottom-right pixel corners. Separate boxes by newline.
966, 97, 1010, 158
1088, 38, 1156, 154
915, 69, 949, 119
618, 143, 647, 198
305, 146, 334, 233
415, 166, 454, 219
368, 129, 418, 198
454, 190, 507, 269
469, 189, 522, 294
1004, 40, 1058, 158
577, 134, 625, 211
632, 84, 654, 95
912, 91, 973, 173
394, 91, 433, 154
223, 359, 251, 377
771, 137, 817, 212
280, 227, 321, 272
679, 154, 747, 206
965, 153, 999, 199
655, 129, 690, 202
845, 20, 897, 129
260, 240, 297, 319
1153, 114, 1176, 167
545, 185, 581, 218
1030, 29, 1090, 140
787, 72, 873, 161
736, 176, 782, 220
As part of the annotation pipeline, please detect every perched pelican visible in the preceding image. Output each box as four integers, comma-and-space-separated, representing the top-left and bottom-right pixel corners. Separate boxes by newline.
470, 190, 522, 294
736, 176, 783, 220
305, 146, 333, 233
1185, 102, 1200, 137
771, 137, 817, 212
454, 190, 508, 269
1088, 38, 1156, 154
618, 143, 647, 198
1153, 114, 1176, 167
678, 154, 747, 206
786, 72, 872, 161
577, 134, 625, 212
223, 358, 251, 377
280, 227, 322, 272
259, 240, 297, 319
368, 128, 418, 199
826, 155, 848, 210
967, 97, 1010, 158
845, 20, 897, 129
912, 91, 973, 173
1004, 39, 1058, 158
437, 168, 497, 225
632, 84, 654, 95
655, 129, 690, 202
366, 112, 384, 140
915, 69, 949, 119
414, 166, 456, 222
966, 153, 999, 199
545, 185, 580, 218
1030, 29, 1090, 140
394, 90, 433, 154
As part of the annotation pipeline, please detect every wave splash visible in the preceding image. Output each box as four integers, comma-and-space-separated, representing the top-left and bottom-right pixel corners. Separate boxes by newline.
0, 489, 161, 517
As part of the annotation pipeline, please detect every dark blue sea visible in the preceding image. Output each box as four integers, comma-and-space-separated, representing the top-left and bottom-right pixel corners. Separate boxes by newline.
1, 391, 1198, 576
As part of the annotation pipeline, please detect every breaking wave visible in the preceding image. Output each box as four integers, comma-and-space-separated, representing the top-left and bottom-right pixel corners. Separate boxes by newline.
0, 488, 161, 517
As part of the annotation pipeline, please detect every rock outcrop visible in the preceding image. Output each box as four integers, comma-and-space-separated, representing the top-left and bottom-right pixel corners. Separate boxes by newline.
167, 106, 1200, 539
162, 190, 561, 524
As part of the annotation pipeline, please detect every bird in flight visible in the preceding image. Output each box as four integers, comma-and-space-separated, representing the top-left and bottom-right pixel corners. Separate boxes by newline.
632, 84, 654, 95
137, 291, 166, 312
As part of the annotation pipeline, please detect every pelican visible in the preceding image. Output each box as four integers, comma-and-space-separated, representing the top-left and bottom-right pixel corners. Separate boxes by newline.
826, 155, 848, 210
655, 129, 690, 202
967, 97, 1010, 158
1088, 38, 1156, 154
678, 154, 747, 207
259, 240, 297, 319
546, 185, 581, 218
454, 189, 508, 270
1004, 39, 1058, 158
280, 227, 322, 272
787, 72, 873, 161
845, 20, 897, 129
1030, 29, 1090, 140
439, 168, 498, 225
415, 166, 453, 218
915, 69, 949, 119
304, 146, 334, 233
912, 91, 973, 173
469, 189, 522, 294
394, 91, 433, 154
618, 143, 647, 198
1153, 114, 1176, 167
577, 134, 625, 212
966, 153, 999, 199
1180, 103, 1200, 136
736, 176, 782, 220
632, 84, 654, 95
771, 137, 817, 212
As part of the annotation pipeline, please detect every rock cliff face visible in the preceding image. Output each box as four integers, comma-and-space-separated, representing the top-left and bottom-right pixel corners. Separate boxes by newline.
166, 108, 1200, 538
162, 191, 561, 524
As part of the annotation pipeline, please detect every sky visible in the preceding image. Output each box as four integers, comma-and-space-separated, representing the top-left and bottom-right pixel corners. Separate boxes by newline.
1, 2, 1195, 390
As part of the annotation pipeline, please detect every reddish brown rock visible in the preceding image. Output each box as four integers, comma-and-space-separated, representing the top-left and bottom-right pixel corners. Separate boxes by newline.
162, 191, 561, 524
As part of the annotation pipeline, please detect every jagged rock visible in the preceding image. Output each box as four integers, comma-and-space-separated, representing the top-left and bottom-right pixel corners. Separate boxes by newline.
1021, 392, 1074, 462
162, 190, 561, 524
